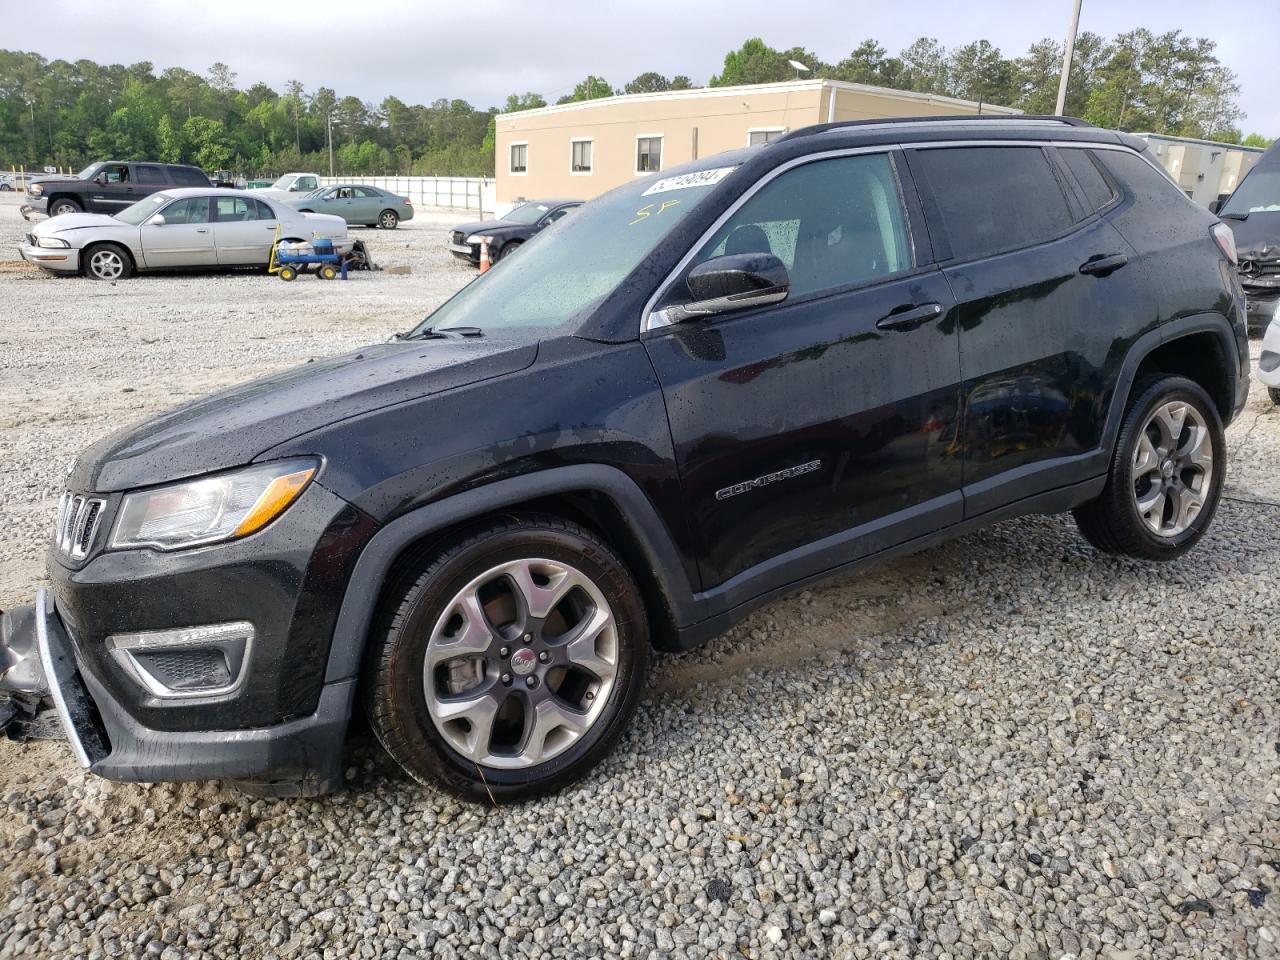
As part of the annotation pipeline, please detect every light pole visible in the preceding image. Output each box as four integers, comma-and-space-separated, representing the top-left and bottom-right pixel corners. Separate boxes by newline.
1055, 0, 1083, 116
327, 113, 334, 176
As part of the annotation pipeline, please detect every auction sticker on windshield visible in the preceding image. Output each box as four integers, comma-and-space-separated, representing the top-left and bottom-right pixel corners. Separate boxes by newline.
641, 166, 737, 197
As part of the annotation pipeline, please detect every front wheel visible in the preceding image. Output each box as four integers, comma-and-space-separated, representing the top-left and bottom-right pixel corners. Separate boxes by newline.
363, 516, 649, 802
83, 243, 132, 281
378, 209, 399, 229
278, 265, 297, 281
50, 197, 82, 216
1073, 375, 1225, 560
495, 240, 521, 261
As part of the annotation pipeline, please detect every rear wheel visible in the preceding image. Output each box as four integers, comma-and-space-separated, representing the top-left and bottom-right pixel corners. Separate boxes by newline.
363, 516, 649, 802
318, 264, 338, 280
1073, 375, 1224, 560
378, 209, 399, 229
496, 239, 521, 261
279, 265, 297, 281
83, 243, 132, 281
50, 197, 82, 216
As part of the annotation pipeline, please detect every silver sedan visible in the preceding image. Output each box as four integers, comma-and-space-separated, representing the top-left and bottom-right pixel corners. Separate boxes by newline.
17, 188, 350, 280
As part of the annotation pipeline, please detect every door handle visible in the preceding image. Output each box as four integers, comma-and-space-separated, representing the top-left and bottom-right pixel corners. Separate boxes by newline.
1079, 253, 1128, 277
876, 301, 944, 331
196, 228, 208, 233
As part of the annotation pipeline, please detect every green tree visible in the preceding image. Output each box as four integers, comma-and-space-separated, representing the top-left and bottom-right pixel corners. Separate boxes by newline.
502, 92, 547, 112
898, 37, 949, 94
624, 72, 672, 94
556, 76, 614, 105
670, 75, 695, 90
711, 38, 793, 86
1243, 133, 1274, 148
182, 115, 232, 169
947, 39, 1014, 105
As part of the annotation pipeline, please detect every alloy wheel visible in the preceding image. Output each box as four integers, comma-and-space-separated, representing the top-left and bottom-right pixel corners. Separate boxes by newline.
87, 248, 125, 280
1131, 400, 1213, 537
380, 211, 398, 228
423, 558, 619, 770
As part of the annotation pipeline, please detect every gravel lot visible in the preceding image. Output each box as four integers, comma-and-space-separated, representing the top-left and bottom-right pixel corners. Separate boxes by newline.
1, 190, 1278, 960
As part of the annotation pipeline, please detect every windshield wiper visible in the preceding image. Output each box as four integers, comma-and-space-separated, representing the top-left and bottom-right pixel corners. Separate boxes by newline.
397, 326, 485, 341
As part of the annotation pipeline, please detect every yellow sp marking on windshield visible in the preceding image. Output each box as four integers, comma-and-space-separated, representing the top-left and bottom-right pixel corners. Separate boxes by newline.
629, 198, 681, 225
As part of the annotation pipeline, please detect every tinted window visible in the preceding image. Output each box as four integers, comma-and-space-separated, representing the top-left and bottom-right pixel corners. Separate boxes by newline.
296, 176, 318, 191
162, 197, 210, 224
1094, 150, 1188, 207
912, 146, 1073, 261
134, 164, 166, 183
1060, 148, 1115, 212
353, 186, 379, 198
170, 167, 208, 186
691, 153, 912, 300
253, 199, 276, 220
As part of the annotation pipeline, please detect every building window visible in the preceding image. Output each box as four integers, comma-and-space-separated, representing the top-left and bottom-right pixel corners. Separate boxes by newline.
748, 128, 786, 147
571, 139, 593, 174
636, 136, 663, 174
510, 143, 528, 175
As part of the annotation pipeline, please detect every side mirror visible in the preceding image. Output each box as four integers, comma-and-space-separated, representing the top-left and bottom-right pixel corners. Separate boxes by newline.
655, 253, 790, 325
149, 214, 166, 226
1208, 199, 1222, 214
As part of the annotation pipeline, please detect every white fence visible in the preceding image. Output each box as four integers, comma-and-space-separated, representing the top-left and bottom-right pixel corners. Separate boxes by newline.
318, 175, 496, 216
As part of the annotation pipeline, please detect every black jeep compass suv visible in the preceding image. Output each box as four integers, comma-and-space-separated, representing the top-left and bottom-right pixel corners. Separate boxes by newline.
1, 116, 1249, 801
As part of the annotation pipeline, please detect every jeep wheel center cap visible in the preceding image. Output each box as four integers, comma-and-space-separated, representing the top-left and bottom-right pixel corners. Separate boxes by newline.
510, 648, 537, 676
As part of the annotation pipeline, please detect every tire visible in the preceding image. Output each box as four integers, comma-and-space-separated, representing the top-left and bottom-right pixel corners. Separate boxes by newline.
49, 197, 82, 216
1269, 386, 1280, 406
1073, 375, 1225, 561
378, 209, 399, 229
279, 265, 297, 282
363, 515, 649, 802
496, 240, 521, 261
0, 184, 11, 192
83, 243, 132, 281
318, 264, 338, 280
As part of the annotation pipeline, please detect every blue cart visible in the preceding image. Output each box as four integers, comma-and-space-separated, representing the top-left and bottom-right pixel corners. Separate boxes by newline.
273, 237, 343, 281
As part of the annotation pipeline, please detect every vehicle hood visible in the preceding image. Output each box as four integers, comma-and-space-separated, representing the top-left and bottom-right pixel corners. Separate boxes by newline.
70, 337, 539, 493
33, 212, 122, 236
29, 175, 82, 189
1223, 213, 1280, 261
453, 219, 525, 237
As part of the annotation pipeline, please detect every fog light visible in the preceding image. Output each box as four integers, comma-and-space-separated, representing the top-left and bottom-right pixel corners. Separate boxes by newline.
106, 622, 253, 699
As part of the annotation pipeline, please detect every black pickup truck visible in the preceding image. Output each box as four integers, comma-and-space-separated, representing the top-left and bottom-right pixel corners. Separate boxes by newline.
22, 161, 211, 220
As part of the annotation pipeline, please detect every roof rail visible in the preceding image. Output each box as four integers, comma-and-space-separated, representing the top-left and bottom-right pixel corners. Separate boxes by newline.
775, 114, 1094, 143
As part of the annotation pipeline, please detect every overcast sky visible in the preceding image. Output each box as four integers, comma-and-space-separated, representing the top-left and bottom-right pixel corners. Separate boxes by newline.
19, 0, 1280, 135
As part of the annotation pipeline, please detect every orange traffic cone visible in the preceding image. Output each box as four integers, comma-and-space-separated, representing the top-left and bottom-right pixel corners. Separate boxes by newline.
478, 237, 491, 274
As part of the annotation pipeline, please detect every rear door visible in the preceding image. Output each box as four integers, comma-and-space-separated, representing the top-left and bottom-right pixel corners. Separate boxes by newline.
131, 163, 172, 205
905, 142, 1152, 515
644, 150, 963, 592
213, 196, 279, 264
351, 187, 383, 223
140, 196, 216, 268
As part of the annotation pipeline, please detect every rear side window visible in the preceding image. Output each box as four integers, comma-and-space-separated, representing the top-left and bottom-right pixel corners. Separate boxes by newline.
1095, 149, 1191, 206
170, 167, 208, 186
1059, 148, 1116, 212
690, 153, 913, 300
162, 197, 210, 224
134, 164, 166, 183
911, 146, 1074, 262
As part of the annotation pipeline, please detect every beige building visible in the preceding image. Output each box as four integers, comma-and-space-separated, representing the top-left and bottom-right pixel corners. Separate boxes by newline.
1135, 133, 1265, 207
494, 79, 1021, 205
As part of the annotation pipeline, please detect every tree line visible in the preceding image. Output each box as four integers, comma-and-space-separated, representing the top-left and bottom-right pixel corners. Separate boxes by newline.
0, 33, 1271, 178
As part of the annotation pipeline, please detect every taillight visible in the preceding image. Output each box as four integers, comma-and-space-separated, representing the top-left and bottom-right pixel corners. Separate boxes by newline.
1211, 222, 1237, 264
402, 198, 412, 206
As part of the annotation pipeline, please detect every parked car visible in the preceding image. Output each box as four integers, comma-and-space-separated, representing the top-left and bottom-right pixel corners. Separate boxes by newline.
0, 116, 1248, 802
1212, 142, 1280, 336
281, 183, 414, 228
18, 188, 348, 280
1, 172, 41, 191
251, 172, 323, 199
21, 161, 211, 220
1261, 312, 1280, 405
448, 199, 580, 265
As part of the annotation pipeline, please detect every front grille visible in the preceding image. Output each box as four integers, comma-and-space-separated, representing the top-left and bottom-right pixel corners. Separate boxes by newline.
55, 492, 106, 559
451, 230, 465, 245
134, 650, 231, 691
24, 233, 35, 246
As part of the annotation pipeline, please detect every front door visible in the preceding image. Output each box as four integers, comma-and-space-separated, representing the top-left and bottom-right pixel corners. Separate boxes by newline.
351, 187, 383, 224
88, 163, 133, 212
644, 151, 963, 593
905, 144, 1151, 515
213, 196, 279, 265
140, 196, 217, 268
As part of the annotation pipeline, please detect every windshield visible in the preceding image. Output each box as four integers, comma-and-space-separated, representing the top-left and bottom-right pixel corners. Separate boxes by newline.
76, 163, 100, 180
115, 194, 171, 225
409, 165, 738, 336
503, 202, 552, 225
1222, 169, 1280, 215
270, 175, 295, 190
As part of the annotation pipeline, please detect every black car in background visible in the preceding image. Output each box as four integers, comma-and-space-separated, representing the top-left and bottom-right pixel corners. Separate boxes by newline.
22, 161, 211, 219
0, 116, 1248, 802
1213, 141, 1280, 333
448, 198, 580, 264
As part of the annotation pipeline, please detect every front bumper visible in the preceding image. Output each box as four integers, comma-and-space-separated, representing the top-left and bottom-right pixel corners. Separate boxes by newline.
1260, 316, 1280, 390
20, 197, 48, 221
448, 241, 480, 264
0, 591, 352, 794
18, 242, 79, 272
1245, 289, 1279, 335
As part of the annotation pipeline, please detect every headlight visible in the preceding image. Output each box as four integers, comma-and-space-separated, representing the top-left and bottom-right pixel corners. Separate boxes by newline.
110, 459, 317, 551
29, 183, 43, 196
36, 236, 69, 248
465, 234, 492, 245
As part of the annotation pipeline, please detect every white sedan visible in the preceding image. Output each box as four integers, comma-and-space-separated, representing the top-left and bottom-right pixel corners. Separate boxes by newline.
17, 188, 349, 280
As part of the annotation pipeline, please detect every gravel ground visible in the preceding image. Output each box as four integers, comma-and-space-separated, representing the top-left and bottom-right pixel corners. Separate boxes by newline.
1, 190, 1278, 960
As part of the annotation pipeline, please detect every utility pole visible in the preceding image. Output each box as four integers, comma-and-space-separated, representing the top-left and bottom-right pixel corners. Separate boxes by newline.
1055, 0, 1083, 116
327, 113, 334, 176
